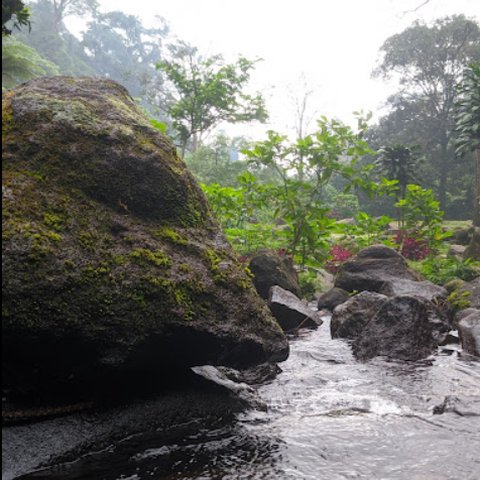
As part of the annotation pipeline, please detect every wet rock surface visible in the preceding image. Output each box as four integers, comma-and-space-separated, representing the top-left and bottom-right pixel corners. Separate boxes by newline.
352, 295, 450, 361
330, 291, 388, 339
268, 286, 324, 332
334, 245, 421, 294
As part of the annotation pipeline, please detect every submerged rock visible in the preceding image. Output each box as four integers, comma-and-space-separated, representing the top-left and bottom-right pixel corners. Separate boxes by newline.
268, 286, 323, 332
352, 295, 450, 361
2, 77, 288, 405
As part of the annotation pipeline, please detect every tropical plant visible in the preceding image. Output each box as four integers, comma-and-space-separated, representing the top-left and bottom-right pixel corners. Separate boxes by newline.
243, 117, 376, 265
156, 41, 268, 156
454, 62, 480, 225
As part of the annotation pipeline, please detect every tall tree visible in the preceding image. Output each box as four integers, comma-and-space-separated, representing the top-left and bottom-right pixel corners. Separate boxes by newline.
14, 0, 94, 75
50, 0, 97, 32
455, 62, 480, 225
374, 15, 480, 212
156, 41, 268, 156
2, 0, 30, 35
81, 11, 168, 109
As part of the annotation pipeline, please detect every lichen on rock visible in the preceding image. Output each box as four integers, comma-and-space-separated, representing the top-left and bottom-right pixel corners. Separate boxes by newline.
2, 77, 288, 405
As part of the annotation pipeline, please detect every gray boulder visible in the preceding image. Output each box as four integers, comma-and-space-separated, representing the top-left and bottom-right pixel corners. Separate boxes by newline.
317, 287, 350, 311
334, 245, 422, 294
334, 245, 446, 303
352, 295, 450, 361
463, 227, 480, 261
331, 291, 388, 339
459, 276, 480, 309
249, 249, 301, 300
458, 310, 480, 357
268, 286, 324, 332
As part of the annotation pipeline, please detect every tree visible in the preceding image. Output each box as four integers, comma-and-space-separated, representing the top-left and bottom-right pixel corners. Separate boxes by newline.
14, 0, 94, 75
81, 11, 168, 110
156, 41, 268, 156
49, 0, 98, 32
243, 118, 375, 264
2, 0, 30, 35
374, 15, 480, 212
376, 144, 423, 200
455, 62, 480, 225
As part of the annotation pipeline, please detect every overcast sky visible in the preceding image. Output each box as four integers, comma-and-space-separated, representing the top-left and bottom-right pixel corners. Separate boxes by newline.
85, 0, 479, 139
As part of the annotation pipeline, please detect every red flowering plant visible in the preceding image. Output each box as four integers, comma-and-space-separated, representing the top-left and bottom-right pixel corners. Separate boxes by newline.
394, 231, 431, 260
324, 244, 353, 274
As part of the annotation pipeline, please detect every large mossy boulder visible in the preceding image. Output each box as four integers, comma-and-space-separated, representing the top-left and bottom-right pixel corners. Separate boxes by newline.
2, 77, 288, 403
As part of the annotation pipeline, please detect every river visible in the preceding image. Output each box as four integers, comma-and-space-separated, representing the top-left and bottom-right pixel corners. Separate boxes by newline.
7, 316, 480, 480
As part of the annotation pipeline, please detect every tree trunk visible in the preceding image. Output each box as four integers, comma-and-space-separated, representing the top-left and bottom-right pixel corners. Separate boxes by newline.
474, 149, 480, 227
438, 140, 448, 212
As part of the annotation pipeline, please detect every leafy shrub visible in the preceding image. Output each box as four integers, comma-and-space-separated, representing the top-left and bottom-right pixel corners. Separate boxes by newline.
413, 256, 480, 285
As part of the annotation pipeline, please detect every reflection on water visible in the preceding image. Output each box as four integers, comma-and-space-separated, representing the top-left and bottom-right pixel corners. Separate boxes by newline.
16, 317, 480, 480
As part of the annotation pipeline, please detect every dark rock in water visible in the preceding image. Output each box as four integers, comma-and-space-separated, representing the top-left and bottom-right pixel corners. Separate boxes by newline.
2, 372, 251, 480
268, 286, 323, 332
331, 291, 388, 339
334, 245, 422, 295
463, 227, 480, 261
352, 295, 450, 361
2, 77, 288, 405
248, 249, 301, 300
433, 395, 480, 416
317, 287, 350, 311
458, 311, 480, 357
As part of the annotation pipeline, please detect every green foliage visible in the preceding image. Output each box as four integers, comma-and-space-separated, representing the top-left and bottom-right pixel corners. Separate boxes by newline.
376, 144, 423, 200
184, 134, 252, 186
412, 255, 479, 285
372, 15, 480, 214
2, 35, 59, 88
2, 0, 30, 35
342, 212, 394, 248
455, 62, 480, 156
156, 41, 268, 155
446, 289, 471, 312
394, 184, 448, 243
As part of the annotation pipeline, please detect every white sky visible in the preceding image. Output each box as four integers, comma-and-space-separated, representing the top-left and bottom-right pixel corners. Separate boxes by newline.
80, 0, 479, 139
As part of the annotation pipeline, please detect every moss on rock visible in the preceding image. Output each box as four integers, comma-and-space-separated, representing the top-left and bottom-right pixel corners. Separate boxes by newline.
2, 77, 288, 405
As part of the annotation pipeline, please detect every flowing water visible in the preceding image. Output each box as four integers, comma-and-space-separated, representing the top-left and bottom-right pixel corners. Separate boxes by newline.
10, 317, 480, 480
